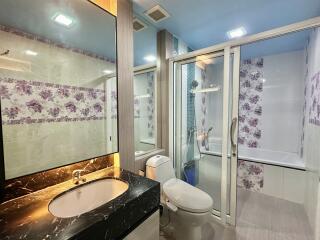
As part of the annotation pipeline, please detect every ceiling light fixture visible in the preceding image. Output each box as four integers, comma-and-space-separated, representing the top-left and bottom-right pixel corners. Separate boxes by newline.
227, 27, 247, 39
53, 13, 74, 27
144, 55, 156, 62
25, 50, 38, 56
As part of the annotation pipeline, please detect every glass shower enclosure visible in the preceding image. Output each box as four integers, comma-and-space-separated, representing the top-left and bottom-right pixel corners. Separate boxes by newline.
173, 47, 240, 225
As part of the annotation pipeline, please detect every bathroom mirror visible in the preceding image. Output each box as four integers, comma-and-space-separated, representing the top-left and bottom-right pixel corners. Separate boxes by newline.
0, 0, 118, 179
133, 14, 158, 157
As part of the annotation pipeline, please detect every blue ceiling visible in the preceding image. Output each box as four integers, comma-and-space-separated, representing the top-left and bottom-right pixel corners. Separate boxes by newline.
133, 0, 320, 51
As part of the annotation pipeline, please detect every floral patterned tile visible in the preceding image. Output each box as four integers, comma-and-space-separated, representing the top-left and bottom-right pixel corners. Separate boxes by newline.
0, 78, 106, 124
237, 160, 264, 192
238, 58, 264, 148
309, 71, 320, 126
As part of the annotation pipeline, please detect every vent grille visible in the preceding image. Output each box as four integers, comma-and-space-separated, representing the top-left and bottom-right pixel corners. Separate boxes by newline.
133, 18, 147, 32
145, 5, 170, 23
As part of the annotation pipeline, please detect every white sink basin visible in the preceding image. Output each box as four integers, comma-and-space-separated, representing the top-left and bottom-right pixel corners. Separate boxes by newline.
49, 178, 129, 218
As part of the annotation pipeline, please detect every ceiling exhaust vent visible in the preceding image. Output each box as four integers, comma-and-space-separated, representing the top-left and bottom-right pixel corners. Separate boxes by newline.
145, 5, 170, 23
133, 18, 147, 32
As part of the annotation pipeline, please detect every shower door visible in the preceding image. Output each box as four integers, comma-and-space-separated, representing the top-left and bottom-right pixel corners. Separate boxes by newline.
173, 47, 240, 225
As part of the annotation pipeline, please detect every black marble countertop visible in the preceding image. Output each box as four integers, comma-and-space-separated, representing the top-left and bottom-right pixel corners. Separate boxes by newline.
0, 167, 160, 240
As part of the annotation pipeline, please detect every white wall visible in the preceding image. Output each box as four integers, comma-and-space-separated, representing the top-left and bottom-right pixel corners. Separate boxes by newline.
260, 51, 304, 154
303, 27, 320, 239
262, 165, 306, 203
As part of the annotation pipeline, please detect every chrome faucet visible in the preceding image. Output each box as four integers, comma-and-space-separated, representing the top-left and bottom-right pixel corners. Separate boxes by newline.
72, 169, 86, 185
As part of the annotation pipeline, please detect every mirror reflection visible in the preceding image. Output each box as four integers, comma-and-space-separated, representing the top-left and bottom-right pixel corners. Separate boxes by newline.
133, 14, 157, 156
0, 0, 118, 179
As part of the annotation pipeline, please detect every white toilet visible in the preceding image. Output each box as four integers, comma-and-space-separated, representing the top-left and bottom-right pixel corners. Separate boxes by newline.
146, 155, 213, 240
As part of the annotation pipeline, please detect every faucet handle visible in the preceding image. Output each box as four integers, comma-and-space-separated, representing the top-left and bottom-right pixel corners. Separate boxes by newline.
72, 169, 84, 174
72, 169, 86, 184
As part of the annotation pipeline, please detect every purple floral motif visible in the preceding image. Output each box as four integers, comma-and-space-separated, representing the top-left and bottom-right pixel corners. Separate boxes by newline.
242, 179, 254, 189
239, 93, 246, 101
74, 93, 84, 101
3, 107, 19, 119
247, 140, 258, 148
16, 81, 32, 95
309, 72, 320, 126
238, 137, 245, 144
249, 95, 260, 104
242, 125, 250, 134
0, 85, 11, 99
242, 103, 251, 111
240, 69, 247, 78
253, 129, 261, 139
81, 108, 90, 116
65, 102, 77, 112
248, 165, 263, 175
93, 103, 102, 113
248, 118, 258, 127
48, 107, 60, 117
254, 106, 262, 115
239, 115, 246, 123
243, 80, 251, 88
249, 71, 261, 81
39, 90, 53, 100
88, 90, 97, 99
255, 83, 263, 92
26, 100, 42, 113
57, 88, 70, 98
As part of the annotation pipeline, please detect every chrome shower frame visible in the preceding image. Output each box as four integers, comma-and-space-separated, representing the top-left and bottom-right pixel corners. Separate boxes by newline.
169, 16, 320, 226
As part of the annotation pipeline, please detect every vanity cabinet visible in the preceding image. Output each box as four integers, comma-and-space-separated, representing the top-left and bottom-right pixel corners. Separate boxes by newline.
124, 210, 160, 240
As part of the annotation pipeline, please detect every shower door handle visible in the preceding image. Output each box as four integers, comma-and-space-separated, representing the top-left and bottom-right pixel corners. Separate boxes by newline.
230, 117, 237, 157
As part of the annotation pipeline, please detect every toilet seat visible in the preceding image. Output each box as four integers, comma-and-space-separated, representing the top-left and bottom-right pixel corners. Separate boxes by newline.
163, 178, 213, 213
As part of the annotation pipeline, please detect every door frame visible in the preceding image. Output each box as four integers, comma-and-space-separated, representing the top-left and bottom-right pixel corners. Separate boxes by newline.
172, 49, 239, 225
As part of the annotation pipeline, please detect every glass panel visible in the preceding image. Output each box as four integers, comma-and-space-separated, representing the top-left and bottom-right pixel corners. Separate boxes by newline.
134, 70, 156, 155
176, 54, 224, 212
0, 0, 117, 179
237, 28, 315, 234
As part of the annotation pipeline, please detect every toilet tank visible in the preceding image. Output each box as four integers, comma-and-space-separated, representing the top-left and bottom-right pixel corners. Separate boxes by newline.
146, 155, 176, 185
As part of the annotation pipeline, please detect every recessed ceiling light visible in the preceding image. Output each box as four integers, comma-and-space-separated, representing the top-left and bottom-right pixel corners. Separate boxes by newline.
144, 55, 156, 62
25, 50, 38, 56
103, 69, 113, 74
53, 13, 74, 27
227, 27, 247, 39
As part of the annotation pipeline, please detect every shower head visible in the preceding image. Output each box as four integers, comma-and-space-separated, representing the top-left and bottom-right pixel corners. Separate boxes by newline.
191, 80, 199, 89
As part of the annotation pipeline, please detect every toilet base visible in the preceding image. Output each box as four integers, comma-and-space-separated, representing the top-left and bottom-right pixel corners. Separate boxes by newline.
173, 223, 202, 240
170, 208, 210, 240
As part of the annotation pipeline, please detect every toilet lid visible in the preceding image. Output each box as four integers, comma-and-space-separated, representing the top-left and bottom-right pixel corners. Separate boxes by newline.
163, 178, 213, 213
